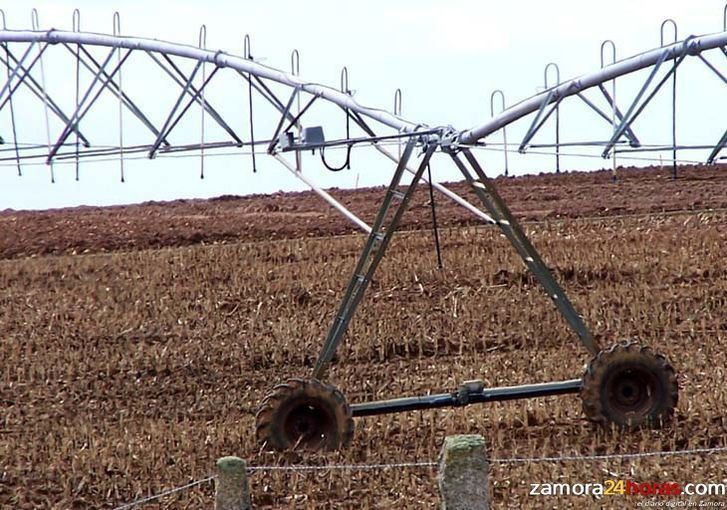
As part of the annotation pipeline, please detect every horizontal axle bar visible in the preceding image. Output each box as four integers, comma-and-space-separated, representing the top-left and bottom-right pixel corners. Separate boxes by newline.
351, 379, 582, 417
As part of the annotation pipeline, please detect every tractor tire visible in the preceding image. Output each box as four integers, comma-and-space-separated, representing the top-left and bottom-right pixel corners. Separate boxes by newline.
255, 378, 354, 452
581, 341, 678, 428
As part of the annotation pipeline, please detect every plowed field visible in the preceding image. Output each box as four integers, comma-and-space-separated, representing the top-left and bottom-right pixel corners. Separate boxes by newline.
1, 164, 726, 509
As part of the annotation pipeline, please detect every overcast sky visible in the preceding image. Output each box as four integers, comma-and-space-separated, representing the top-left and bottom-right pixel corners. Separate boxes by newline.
0, 0, 725, 210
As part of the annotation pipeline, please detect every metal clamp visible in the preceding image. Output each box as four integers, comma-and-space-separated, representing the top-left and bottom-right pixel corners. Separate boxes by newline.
457, 380, 485, 405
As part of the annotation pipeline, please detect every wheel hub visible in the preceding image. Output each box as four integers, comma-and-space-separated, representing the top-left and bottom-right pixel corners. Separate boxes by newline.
256, 378, 354, 451
581, 341, 678, 428
607, 367, 656, 415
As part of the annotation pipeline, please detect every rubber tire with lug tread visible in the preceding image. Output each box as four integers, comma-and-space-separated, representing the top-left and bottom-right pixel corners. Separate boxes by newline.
255, 378, 354, 452
581, 341, 678, 428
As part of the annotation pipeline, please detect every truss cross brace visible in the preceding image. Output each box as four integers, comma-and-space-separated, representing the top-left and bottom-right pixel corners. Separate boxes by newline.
707, 128, 727, 164
151, 66, 221, 153
518, 89, 556, 152
148, 60, 202, 158
312, 135, 436, 379
47, 47, 132, 163
596, 84, 641, 146
267, 86, 301, 154
601, 50, 685, 157
65, 44, 169, 146
0, 46, 91, 146
449, 148, 598, 356
0, 40, 36, 101
149, 52, 242, 145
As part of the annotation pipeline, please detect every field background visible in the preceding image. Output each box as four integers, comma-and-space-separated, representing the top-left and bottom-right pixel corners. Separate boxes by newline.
1, 164, 726, 509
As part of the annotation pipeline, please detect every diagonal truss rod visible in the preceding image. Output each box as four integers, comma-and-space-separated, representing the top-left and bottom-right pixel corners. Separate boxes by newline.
1, 41, 20, 175
236, 70, 299, 128
267, 86, 300, 153
47, 48, 132, 163
149, 60, 202, 157
519, 90, 564, 152
341, 105, 496, 225
596, 83, 641, 143
148, 65, 222, 157
450, 147, 598, 356
66, 43, 169, 147
707, 128, 727, 164
273, 153, 371, 233
148, 52, 243, 145
313, 136, 436, 379
696, 53, 727, 84
601, 50, 687, 157
601, 51, 668, 157
279, 93, 320, 141
0, 45, 91, 146
0, 40, 36, 101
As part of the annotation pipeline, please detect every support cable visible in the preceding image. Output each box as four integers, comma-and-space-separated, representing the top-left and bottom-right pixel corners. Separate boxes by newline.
426, 162, 443, 269
111, 475, 215, 510
0, 10, 21, 176
32, 9, 54, 182
199, 25, 206, 179
544, 63, 561, 173
321, 75, 352, 172
601, 39, 618, 180
73, 9, 80, 180
114, 12, 125, 182
490, 90, 509, 176
661, 19, 678, 179
244, 35, 256, 172
341, 66, 351, 170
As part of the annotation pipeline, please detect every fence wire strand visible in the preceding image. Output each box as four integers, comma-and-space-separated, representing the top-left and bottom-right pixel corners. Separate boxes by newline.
490, 445, 727, 464
112, 475, 215, 510
111, 445, 727, 509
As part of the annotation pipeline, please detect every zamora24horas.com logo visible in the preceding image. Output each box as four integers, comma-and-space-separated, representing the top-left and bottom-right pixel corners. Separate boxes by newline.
530, 480, 727, 500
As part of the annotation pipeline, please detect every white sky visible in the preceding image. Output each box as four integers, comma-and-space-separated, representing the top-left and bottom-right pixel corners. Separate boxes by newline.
0, 0, 725, 210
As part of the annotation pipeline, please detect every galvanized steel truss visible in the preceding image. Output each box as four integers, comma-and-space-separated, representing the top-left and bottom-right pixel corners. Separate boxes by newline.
0, 8, 726, 383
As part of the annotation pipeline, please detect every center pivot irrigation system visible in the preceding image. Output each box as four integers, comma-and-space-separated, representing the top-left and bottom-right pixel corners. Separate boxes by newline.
2, 7, 726, 452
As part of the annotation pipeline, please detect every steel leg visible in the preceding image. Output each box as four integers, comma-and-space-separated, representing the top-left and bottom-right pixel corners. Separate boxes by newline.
450, 148, 598, 355
313, 134, 436, 378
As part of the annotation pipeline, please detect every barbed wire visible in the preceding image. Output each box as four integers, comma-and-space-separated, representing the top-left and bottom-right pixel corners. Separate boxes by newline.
111, 475, 215, 510
0, 137, 720, 169
490, 445, 727, 464
248, 460, 437, 472
245, 445, 727, 472
110, 445, 727, 509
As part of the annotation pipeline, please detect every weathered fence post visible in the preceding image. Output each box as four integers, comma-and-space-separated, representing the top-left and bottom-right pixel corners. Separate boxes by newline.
438, 435, 489, 510
215, 456, 252, 510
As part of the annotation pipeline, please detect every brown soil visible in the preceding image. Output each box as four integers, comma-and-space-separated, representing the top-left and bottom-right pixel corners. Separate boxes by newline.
1, 164, 725, 260
1, 163, 726, 509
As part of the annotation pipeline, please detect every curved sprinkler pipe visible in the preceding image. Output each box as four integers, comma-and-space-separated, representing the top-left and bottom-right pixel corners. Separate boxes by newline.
489, 89, 509, 176
459, 31, 727, 145
660, 19, 679, 179
601, 39, 618, 178
0, 29, 420, 135
394, 87, 402, 158
544, 62, 561, 173
290, 48, 302, 171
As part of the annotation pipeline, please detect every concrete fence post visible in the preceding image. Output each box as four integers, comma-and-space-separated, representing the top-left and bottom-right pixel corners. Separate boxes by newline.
215, 456, 252, 510
438, 434, 489, 510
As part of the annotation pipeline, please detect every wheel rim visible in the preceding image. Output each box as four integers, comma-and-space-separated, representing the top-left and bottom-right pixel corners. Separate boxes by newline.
604, 364, 659, 419
280, 397, 338, 449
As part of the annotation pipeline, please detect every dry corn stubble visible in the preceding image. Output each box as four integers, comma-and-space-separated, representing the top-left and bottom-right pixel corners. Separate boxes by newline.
1, 170, 726, 509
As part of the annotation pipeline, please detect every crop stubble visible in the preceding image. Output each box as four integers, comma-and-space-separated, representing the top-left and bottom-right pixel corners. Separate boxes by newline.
1, 166, 726, 509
